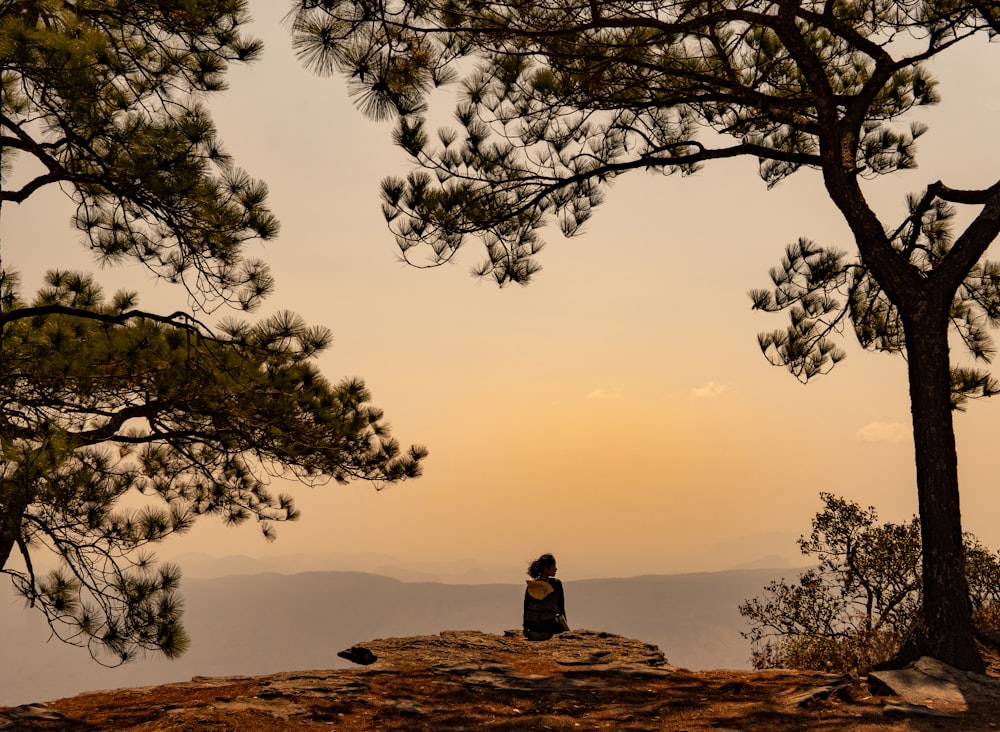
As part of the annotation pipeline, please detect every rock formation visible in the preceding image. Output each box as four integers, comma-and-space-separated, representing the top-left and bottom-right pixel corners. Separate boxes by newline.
3, 629, 1000, 730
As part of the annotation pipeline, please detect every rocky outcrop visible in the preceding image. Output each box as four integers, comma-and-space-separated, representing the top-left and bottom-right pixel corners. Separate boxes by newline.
4, 630, 1000, 730
338, 628, 670, 670
869, 655, 1000, 719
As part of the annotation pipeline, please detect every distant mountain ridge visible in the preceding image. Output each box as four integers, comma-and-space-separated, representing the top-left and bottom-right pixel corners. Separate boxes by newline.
0, 566, 803, 707
166, 536, 800, 582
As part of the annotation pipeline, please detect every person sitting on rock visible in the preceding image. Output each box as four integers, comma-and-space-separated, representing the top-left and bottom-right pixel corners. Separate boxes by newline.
523, 553, 569, 641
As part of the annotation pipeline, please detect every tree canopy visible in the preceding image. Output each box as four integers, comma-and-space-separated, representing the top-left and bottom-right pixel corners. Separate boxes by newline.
292, 0, 996, 282
292, 0, 1000, 670
1, 0, 424, 664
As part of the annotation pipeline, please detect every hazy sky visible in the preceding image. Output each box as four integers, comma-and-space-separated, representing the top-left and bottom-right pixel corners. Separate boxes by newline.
6, 2, 1000, 581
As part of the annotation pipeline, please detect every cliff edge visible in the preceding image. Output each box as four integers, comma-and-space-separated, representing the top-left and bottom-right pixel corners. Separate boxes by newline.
3, 629, 1000, 730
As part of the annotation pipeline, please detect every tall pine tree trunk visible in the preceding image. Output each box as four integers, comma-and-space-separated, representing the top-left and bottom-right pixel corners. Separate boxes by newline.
902, 306, 983, 672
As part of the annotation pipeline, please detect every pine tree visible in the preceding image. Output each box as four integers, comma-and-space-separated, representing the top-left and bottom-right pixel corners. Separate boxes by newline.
0, 0, 424, 664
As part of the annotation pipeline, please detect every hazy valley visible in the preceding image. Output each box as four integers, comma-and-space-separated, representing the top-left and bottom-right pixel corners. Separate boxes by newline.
0, 565, 799, 707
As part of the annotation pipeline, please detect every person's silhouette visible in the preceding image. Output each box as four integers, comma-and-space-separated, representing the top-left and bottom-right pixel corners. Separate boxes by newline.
523, 554, 569, 640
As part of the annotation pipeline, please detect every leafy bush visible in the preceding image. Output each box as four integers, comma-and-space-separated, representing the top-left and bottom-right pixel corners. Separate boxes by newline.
740, 493, 1000, 673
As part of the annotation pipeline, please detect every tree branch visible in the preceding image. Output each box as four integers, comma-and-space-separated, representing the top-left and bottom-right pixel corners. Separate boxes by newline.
0, 304, 213, 335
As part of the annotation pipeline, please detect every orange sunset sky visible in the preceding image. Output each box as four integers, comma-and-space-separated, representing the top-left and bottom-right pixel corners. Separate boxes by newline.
6, 1, 1000, 582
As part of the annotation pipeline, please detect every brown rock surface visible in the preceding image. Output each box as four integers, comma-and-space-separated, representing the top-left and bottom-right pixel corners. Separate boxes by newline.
4, 629, 1000, 730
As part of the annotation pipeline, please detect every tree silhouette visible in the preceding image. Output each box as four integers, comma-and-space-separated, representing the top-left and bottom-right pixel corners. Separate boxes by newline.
292, 0, 1000, 669
0, 0, 424, 664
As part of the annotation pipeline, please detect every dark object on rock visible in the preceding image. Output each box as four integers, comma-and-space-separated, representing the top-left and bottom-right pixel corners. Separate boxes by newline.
524, 630, 553, 641
338, 646, 378, 665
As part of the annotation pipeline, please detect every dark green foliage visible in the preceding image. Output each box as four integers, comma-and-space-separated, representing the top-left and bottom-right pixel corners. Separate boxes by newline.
0, 1, 424, 665
750, 193, 1000, 408
1, 0, 273, 310
740, 494, 1000, 673
288, 0, 975, 284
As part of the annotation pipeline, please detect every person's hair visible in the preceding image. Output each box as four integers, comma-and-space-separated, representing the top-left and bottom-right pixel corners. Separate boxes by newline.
527, 554, 557, 579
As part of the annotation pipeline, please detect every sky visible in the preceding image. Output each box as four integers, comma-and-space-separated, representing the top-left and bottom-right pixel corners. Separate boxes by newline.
5, 2, 1000, 583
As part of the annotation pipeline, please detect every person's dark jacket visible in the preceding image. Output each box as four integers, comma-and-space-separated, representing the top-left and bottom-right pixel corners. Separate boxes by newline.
523, 577, 567, 634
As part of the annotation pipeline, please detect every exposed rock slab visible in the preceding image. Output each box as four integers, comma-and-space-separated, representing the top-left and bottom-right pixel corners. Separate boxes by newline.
868, 655, 1000, 718
869, 665, 967, 712
6, 632, 1000, 730
338, 628, 670, 671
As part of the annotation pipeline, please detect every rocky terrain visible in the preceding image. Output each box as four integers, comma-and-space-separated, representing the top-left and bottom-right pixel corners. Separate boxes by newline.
0, 567, 791, 705
4, 629, 1000, 730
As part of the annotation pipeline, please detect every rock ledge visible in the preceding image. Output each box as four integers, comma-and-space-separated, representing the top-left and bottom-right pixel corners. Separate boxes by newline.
338, 628, 670, 670
4, 630, 1000, 730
